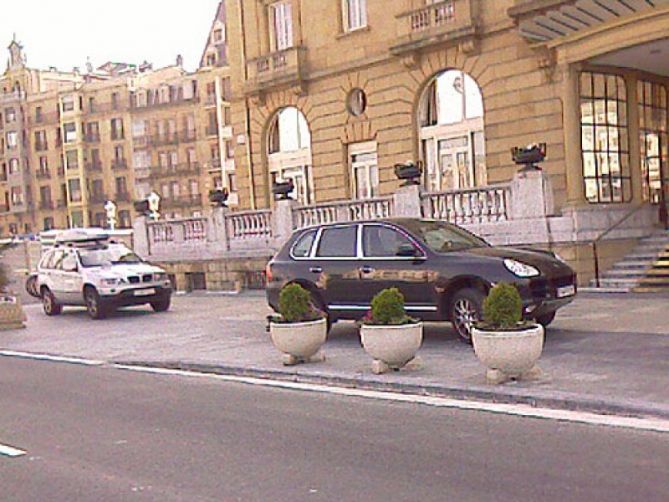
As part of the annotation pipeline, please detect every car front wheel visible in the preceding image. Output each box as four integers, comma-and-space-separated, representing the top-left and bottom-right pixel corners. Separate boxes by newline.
84, 287, 108, 320
449, 288, 485, 344
535, 311, 556, 327
150, 295, 171, 312
42, 288, 62, 316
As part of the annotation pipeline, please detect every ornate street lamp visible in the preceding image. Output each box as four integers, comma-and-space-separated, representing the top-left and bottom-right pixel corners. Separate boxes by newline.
511, 143, 546, 172
394, 161, 423, 186
272, 179, 295, 200
104, 200, 117, 230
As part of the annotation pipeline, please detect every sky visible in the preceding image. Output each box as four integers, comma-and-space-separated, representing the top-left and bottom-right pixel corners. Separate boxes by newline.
0, 0, 221, 73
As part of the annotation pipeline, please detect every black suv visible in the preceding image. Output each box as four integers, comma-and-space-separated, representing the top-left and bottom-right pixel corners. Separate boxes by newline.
266, 218, 576, 342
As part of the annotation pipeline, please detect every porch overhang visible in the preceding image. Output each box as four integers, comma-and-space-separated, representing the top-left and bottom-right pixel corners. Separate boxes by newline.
509, 0, 669, 46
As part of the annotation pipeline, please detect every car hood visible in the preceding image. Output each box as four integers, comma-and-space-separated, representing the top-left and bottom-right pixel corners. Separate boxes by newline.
91, 263, 165, 278
465, 246, 573, 275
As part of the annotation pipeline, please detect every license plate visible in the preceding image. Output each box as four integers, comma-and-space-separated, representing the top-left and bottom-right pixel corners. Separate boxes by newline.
557, 285, 576, 298
133, 288, 155, 297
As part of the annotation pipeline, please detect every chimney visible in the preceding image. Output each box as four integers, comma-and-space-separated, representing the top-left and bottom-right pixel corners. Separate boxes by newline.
176, 54, 183, 67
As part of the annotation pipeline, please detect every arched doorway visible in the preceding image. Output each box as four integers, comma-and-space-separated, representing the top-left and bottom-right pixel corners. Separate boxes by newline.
267, 107, 313, 205
418, 70, 486, 192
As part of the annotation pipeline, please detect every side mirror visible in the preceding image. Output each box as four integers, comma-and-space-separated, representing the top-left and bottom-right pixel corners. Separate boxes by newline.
397, 243, 423, 259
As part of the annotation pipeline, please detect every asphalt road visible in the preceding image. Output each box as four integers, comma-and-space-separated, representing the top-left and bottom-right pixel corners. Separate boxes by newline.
1, 357, 668, 502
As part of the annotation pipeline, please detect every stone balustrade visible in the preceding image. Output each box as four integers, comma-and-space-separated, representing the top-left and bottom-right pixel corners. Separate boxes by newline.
421, 184, 510, 224
293, 196, 394, 230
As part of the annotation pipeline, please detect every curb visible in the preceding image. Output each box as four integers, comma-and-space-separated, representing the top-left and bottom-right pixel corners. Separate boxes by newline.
114, 360, 669, 421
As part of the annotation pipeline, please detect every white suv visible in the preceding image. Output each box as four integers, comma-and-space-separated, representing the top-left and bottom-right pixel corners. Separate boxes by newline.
37, 229, 173, 319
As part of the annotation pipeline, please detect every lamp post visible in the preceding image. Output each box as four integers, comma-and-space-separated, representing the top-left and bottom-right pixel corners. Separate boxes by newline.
511, 143, 547, 172
104, 200, 117, 230
147, 192, 161, 221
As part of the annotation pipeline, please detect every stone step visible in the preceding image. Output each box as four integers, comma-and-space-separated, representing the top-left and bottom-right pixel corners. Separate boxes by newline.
634, 286, 669, 293
579, 286, 632, 294
610, 260, 656, 270
590, 277, 641, 289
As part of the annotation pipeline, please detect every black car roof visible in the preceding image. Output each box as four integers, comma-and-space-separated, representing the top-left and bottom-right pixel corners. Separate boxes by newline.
293, 217, 438, 233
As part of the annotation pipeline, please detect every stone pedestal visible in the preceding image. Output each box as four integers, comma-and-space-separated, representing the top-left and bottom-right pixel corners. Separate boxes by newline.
132, 216, 149, 256
510, 169, 555, 220
273, 198, 298, 247
392, 184, 423, 218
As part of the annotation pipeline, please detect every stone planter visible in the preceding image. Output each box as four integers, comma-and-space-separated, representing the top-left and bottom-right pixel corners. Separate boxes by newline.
471, 324, 544, 384
360, 322, 423, 374
0, 295, 27, 330
269, 318, 327, 366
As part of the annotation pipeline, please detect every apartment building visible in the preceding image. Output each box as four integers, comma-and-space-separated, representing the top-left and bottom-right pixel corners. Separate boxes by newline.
0, 1, 234, 236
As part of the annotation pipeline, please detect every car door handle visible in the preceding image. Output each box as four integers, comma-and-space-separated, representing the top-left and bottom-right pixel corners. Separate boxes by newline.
359, 266, 375, 274
309, 266, 322, 274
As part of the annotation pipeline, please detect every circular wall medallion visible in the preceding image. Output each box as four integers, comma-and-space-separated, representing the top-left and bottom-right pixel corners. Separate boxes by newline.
347, 88, 367, 117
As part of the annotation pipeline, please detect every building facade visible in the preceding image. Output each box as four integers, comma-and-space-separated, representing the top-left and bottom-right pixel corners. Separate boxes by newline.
0, 1, 235, 236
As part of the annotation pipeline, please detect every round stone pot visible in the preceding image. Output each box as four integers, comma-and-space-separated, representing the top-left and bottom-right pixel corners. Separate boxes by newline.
0, 295, 27, 330
269, 318, 327, 365
360, 323, 423, 374
471, 324, 544, 382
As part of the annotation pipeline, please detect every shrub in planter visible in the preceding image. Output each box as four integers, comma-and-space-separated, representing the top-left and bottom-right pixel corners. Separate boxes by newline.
269, 283, 327, 366
359, 288, 423, 374
472, 283, 544, 384
0, 262, 27, 331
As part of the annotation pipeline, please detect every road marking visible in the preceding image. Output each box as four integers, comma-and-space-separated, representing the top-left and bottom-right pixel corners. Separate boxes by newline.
0, 350, 104, 366
0, 443, 26, 458
113, 364, 669, 434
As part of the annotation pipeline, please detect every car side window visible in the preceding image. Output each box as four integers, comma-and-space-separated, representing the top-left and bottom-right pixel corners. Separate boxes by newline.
61, 253, 78, 272
50, 251, 66, 270
316, 226, 357, 258
39, 251, 54, 269
363, 226, 417, 258
291, 230, 317, 258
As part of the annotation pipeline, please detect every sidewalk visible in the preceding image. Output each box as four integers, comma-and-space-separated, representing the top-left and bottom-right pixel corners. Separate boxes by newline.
1, 292, 669, 419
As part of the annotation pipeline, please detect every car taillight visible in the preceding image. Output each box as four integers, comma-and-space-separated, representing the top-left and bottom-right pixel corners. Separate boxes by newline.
265, 263, 274, 283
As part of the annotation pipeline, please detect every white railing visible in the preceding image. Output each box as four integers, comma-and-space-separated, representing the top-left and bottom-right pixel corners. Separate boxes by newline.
225, 210, 273, 241
150, 222, 175, 243
182, 218, 207, 241
421, 184, 510, 224
293, 196, 394, 230
410, 0, 455, 32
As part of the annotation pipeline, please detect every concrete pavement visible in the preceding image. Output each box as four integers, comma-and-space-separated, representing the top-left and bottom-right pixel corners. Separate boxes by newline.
1, 292, 669, 418
2, 357, 669, 502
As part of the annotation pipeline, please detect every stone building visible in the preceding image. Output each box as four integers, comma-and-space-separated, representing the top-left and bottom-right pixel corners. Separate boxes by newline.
215, 0, 669, 286
0, 1, 235, 234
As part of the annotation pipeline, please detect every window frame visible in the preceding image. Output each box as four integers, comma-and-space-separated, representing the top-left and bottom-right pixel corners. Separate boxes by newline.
312, 224, 361, 260
361, 223, 426, 260
289, 229, 318, 260
342, 0, 368, 33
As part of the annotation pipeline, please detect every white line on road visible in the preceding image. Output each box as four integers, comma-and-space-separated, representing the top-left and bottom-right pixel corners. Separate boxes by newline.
112, 364, 669, 434
0, 350, 104, 366
0, 443, 26, 458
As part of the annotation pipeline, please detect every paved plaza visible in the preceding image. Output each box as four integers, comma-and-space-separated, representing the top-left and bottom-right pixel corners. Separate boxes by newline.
2, 292, 669, 418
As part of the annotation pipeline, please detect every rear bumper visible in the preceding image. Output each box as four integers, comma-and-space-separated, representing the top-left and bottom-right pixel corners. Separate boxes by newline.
101, 286, 172, 307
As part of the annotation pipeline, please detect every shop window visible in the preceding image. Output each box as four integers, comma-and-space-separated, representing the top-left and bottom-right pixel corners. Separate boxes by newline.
580, 72, 631, 203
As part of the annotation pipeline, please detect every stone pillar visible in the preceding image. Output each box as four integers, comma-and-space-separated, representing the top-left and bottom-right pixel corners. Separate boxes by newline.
273, 198, 297, 247
392, 184, 422, 218
209, 206, 230, 251
509, 169, 556, 219
132, 215, 149, 256
561, 63, 587, 206
626, 74, 644, 203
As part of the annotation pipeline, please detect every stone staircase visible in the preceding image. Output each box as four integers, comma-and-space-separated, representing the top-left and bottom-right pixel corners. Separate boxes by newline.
588, 230, 669, 292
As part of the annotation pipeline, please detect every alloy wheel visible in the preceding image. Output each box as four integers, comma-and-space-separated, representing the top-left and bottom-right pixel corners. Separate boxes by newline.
453, 298, 478, 340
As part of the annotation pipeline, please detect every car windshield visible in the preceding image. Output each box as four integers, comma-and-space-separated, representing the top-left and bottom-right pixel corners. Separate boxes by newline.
402, 220, 488, 253
79, 244, 144, 267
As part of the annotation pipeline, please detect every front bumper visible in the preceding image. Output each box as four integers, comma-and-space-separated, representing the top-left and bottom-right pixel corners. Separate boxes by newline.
517, 273, 577, 319
101, 285, 172, 307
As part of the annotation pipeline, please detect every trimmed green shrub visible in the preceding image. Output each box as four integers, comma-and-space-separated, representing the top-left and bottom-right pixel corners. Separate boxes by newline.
278, 283, 320, 323
482, 283, 523, 330
369, 287, 411, 325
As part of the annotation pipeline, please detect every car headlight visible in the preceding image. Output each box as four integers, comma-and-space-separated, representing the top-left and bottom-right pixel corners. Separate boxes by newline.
101, 277, 125, 286
504, 259, 540, 278
154, 272, 169, 282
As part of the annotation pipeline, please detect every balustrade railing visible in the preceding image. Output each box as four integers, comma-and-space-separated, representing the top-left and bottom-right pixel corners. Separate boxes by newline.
421, 184, 510, 224
182, 218, 208, 242
225, 210, 272, 242
293, 196, 394, 229
150, 222, 175, 243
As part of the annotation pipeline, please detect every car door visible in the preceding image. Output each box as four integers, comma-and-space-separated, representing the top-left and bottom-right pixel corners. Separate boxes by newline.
312, 224, 363, 316
61, 251, 84, 305
47, 250, 67, 303
359, 224, 439, 318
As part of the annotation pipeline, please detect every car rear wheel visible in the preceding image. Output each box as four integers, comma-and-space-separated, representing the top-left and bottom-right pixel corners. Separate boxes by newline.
535, 311, 556, 327
309, 291, 332, 334
84, 287, 108, 320
150, 295, 171, 312
450, 288, 485, 344
42, 288, 62, 316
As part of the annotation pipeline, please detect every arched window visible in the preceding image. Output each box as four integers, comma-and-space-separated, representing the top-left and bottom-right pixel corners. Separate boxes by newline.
419, 70, 486, 192
267, 107, 313, 204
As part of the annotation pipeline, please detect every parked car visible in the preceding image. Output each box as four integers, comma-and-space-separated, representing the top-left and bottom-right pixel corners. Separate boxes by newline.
37, 229, 173, 319
266, 218, 576, 342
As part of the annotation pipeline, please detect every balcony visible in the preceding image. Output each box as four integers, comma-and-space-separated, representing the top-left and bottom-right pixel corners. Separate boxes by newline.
390, 0, 479, 56
34, 141, 49, 152
205, 124, 219, 137
90, 193, 107, 204
115, 191, 131, 202
151, 133, 179, 147
180, 130, 197, 143
130, 94, 200, 112
151, 162, 201, 179
204, 94, 217, 107
111, 131, 125, 142
112, 159, 128, 170
245, 46, 307, 96
0, 204, 8, 213
39, 200, 55, 210
85, 161, 103, 172
28, 112, 60, 126
84, 134, 101, 144
36, 169, 51, 179
162, 194, 202, 208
